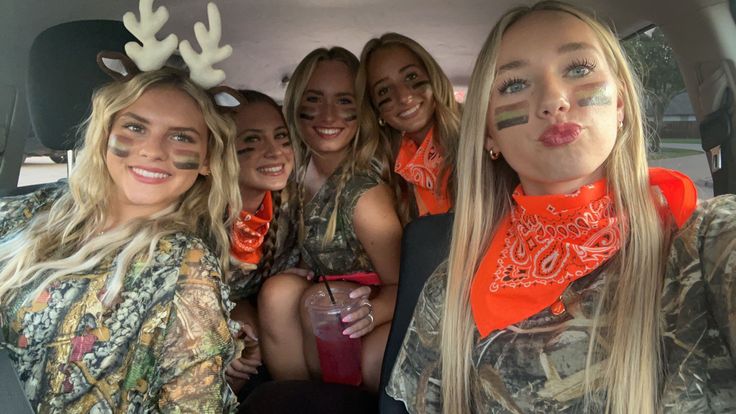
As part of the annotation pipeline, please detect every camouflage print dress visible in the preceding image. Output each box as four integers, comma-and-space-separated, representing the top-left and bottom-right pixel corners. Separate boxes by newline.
296, 164, 381, 277
0, 185, 238, 413
387, 195, 736, 413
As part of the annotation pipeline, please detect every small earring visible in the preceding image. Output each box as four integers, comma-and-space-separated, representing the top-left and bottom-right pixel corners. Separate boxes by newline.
618, 120, 623, 130
489, 148, 500, 160
378, 117, 386, 127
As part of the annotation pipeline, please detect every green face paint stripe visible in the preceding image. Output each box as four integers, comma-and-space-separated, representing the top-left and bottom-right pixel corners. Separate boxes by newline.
494, 101, 529, 130
108, 135, 133, 157
172, 149, 201, 170
340, 109, 357, 122
574, 82, 612, 106
497, 116, 529, 130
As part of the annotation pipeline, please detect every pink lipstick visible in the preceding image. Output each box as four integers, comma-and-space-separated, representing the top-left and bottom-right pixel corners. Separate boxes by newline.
539, 123, 581, 146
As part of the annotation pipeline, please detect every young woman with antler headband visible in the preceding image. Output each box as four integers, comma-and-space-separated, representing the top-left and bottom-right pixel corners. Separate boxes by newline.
0, 1, 245, 412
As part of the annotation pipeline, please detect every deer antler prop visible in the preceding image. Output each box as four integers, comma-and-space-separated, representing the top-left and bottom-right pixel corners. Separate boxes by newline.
123, 0, 178, 71
179, 3, 233, 89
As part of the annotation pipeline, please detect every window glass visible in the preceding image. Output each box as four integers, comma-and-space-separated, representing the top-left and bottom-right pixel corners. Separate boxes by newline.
623, 27, 713, 198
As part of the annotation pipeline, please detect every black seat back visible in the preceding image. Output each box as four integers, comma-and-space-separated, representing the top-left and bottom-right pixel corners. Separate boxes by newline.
27, 20, 134, 152
379, 213, 453, 413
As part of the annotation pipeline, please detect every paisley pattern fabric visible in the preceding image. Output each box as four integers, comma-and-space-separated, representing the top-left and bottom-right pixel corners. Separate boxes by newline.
388, 195, 736, 413
471, 179, 622, 336
0, 185, 238, 413
394, 129, 451, 216
230, 191, 273, 268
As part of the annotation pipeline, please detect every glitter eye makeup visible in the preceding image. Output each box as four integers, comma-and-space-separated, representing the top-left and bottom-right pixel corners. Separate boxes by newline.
172, 149, 201, 170
495, 101, 530, 130
574, 81, 612, 107
108, 135, 134, 158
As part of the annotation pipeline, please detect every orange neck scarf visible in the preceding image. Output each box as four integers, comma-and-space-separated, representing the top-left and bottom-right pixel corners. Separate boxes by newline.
394, 128, 451, 216
230, 191, 273, 266
470, 168, 697, 338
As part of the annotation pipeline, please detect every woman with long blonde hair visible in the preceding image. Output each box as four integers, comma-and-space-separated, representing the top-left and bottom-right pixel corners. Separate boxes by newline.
258, 47, 403, 391
387, 2, 736, 413
0, 67, 242, 412
357, 33, 461, 222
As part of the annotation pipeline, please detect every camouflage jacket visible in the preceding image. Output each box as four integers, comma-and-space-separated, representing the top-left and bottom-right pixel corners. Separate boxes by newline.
0, 185, 237, 413
387, 195, 736, 413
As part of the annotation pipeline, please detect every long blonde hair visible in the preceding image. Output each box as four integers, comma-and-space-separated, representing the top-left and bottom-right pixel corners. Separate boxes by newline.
357, 33, 461, 222
441, 2, 669, 413
283, 47, 388, 245
0, 68, 241, 305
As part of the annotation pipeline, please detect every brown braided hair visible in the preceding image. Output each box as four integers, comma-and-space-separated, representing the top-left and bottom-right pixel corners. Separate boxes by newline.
235, 89, 289, 275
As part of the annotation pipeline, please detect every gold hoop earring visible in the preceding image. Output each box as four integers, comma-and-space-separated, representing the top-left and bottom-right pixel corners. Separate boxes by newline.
489, 148, 500, 160
378, 117, 386, 127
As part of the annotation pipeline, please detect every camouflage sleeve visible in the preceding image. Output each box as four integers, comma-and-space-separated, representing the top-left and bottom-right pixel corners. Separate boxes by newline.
155, 243, 237, 414
698, 195, 736, 364
0, 183, 64, 239
386, 263, 448, 414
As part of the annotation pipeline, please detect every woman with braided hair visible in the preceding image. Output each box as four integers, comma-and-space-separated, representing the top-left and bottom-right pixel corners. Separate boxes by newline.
224, 89, 296, 393
257, 47, 403, 391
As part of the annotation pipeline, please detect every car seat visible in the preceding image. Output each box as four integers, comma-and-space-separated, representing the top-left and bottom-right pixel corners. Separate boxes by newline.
378, 212, 453, 414
13, 20, 134, 196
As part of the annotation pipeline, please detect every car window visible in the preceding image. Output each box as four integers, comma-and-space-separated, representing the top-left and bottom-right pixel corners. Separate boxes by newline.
623, 26, 713, 198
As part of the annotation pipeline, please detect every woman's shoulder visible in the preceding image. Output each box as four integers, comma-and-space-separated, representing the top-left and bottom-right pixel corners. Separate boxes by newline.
154, 232, 223, 283
0, 182, 67, 238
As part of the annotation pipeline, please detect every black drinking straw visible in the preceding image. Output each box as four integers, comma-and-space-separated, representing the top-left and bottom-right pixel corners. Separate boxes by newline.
320, 274, 337, 304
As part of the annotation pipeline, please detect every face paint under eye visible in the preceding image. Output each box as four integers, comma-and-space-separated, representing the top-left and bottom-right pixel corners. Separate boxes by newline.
574, 81, 612, 107
298, 105, 317, 121
108, 135, 134, 158
495, 101, 529, 131
339, 108, 357, 122
172, 149, 201, 170
412, 79, 430, 90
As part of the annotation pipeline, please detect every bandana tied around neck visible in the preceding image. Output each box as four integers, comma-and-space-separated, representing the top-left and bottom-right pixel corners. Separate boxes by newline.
470, 168, 697, 338
230, 192, 273, 266
394, 128, 452, 216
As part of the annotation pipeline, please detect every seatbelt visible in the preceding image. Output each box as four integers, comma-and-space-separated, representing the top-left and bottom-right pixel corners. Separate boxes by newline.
0, 321, 35, 413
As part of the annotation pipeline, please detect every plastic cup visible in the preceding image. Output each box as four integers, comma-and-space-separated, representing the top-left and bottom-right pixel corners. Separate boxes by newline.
304, 286, 363, 386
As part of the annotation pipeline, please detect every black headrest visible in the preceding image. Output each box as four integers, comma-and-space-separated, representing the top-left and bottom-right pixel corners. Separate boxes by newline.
26, 20, 134, 151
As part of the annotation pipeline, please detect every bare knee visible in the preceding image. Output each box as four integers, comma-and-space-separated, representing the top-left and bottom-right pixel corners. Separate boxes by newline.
258, 274, 310, 336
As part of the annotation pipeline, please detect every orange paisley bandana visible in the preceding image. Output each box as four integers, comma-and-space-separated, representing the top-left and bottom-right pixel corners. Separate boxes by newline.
470, 168, 697, 338
230, 192, 273, 266
394, 128, 451, 216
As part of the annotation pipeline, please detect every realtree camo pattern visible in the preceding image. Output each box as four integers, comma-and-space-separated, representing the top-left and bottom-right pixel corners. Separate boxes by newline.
0, 185, 238, 413
296, 164, 381, 277
388, 195, 736, 413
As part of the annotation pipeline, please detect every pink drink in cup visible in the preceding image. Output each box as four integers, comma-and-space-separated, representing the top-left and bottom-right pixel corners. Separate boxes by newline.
305, 286, 363, 386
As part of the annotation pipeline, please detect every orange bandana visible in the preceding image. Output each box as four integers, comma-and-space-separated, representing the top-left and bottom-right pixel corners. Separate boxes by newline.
394, 128, 451, 216
230, 192, 273, 266
470, 168, 697, 338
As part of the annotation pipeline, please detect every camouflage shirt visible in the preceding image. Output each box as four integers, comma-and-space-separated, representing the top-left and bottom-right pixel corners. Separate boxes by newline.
296, 164, 382, 277
387, 195, 736, 413
0, 185, 238, 413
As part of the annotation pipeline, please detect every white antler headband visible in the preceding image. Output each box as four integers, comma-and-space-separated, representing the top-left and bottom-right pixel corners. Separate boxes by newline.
179, 3, 233, 89
98, 0, 241, 108
123, 0, 178, 72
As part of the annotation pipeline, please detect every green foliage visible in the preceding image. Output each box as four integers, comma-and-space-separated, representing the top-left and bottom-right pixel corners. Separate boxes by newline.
622, 27, 686, 151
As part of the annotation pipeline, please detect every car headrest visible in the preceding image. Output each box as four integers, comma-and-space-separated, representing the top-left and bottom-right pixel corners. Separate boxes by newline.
27, 20, 134, 151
